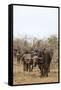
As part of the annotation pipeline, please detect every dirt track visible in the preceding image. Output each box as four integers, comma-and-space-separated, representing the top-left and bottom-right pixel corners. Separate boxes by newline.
13, 59, 58, 85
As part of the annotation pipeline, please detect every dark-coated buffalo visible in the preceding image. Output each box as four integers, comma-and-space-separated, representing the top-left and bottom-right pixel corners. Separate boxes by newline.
37, 48, 53, 77
13, 49, 17, 57
16, 50, 23, 63
22, 52, 33, 72
32, 48, 53, 77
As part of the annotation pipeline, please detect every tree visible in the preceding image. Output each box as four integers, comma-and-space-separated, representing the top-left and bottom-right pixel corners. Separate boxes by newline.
48, 35, 58, 49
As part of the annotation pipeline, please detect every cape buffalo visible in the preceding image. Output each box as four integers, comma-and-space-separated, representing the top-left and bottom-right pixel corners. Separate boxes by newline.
22, 52, 33, 72
32, 48, 53, 77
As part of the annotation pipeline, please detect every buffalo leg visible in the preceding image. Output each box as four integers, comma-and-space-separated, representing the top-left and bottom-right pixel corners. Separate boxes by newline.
44, 65, 49, 77
41, 64, 44, 77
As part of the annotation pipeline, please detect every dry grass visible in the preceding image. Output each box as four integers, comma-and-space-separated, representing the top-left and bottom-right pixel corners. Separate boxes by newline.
13, 58, 58, 85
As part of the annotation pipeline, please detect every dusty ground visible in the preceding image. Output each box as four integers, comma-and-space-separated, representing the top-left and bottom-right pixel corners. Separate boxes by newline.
13, 58, 58, 85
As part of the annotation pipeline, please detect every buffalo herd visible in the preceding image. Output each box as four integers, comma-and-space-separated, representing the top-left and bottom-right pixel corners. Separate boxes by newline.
14, 48, 53, 77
